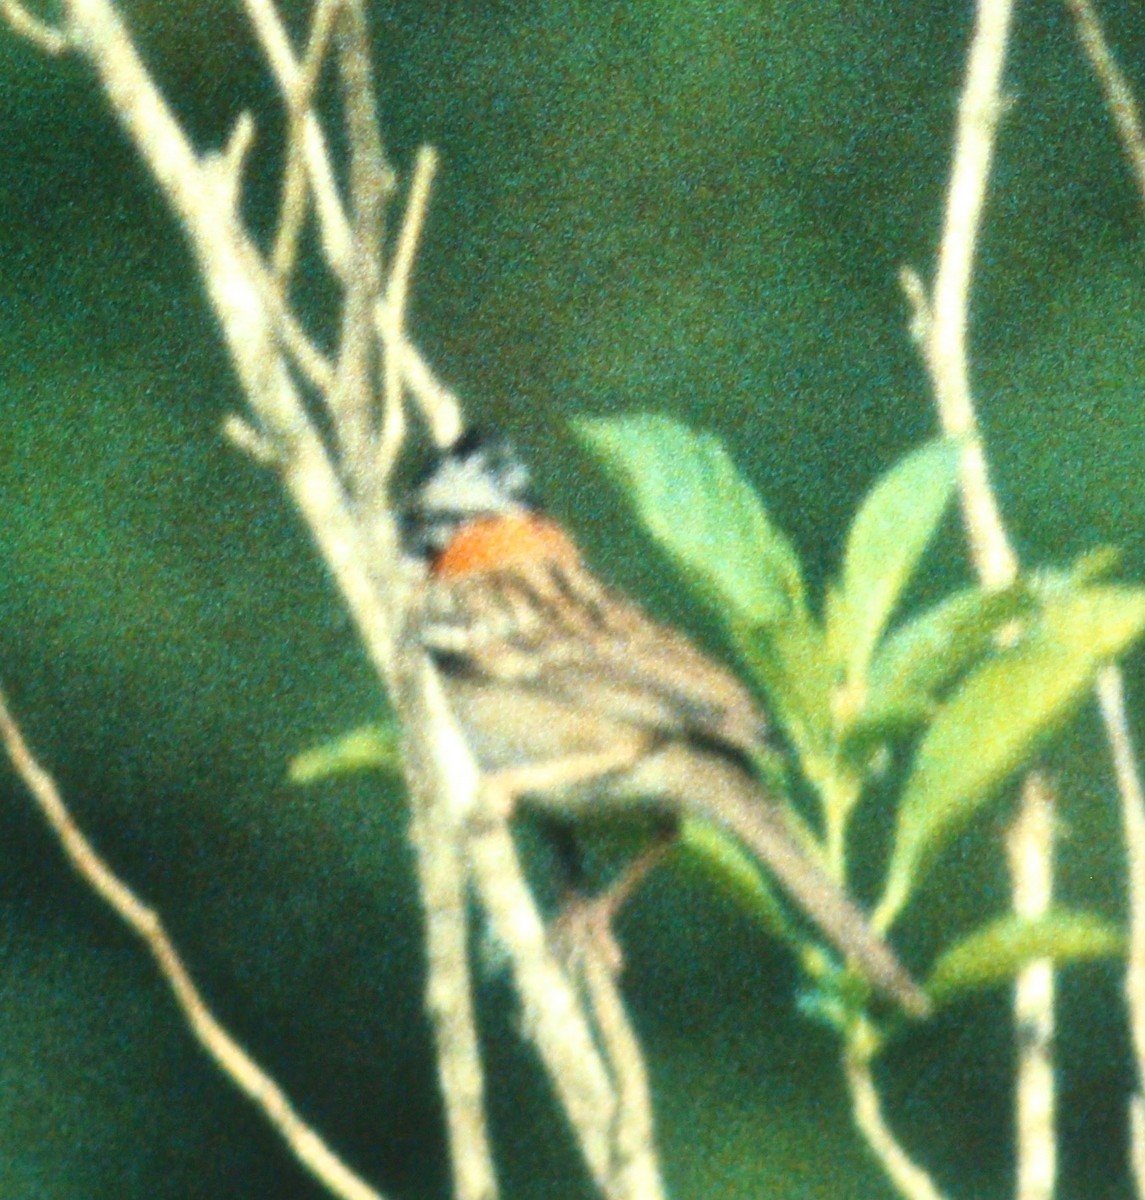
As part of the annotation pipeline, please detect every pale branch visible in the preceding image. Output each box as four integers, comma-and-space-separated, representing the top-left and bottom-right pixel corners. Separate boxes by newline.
377, 146, 452, 476
272, 0, 342, 281
844, 1031, 949, 1200
1, 0, 67, 52
1058, 6, 1145, 1188
327, 0, 392, 486
390, 639, 497, 1200
465, 818, 624, 1195
0, 687, 388, 1200
223, 413, 280, 464
1061, 0, 1145, 214
27, 2, 648, 1196
240, 238, 336, 393
900, 0, 1060, 1196
1099, 666, 1145, 1200
214, 111, 256, 210
923, 0, 1019, 590
578, 941, 663, 1200
243, 0, 458, 445
1007, 774, 1058, 1200
244, 0, 352, 274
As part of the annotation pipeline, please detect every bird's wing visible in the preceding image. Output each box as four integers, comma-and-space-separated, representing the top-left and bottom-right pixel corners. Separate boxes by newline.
421, 556, 769, 758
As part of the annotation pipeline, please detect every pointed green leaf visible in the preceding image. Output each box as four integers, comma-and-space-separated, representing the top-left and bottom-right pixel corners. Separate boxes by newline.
288, 722, 402, 784
574, 414, 806, 628
830, 438, 959, 682
738, 614, 834, 760
880, 585, 1145, 923
841, 584, 1033, 752
926, 910, 1123, 1004
1062, 545, 1122, 585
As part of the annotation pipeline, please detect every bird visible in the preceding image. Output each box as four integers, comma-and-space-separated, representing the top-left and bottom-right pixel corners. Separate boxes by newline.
402, 429, 929, 1018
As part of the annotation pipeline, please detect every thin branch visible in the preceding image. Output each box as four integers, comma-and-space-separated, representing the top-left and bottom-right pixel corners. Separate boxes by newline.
902, 1, 1060, 1197
385, 146, 436, 328
466, 816, 622, 1194
0, 686, 387, 1200
1007, 773, 1058, 1200
845, 1029, 949, 1200
1, 0, 68, 52
924, 0, 1019, 590
222, 413, 280, 464
208, 111, 256, 217
244, 0, 352, 274
578, 944, 663, 1200
1061, 0, 1145, 213
326, 0, 391, 486
1099, 666, 1145, 1200
377, 146, 453, 476
1059, 6, 1145, 1181
272, 0, 341, 282
391, 643, 497, 1200
242, 0, 459, 445
391, 338, 463, 450
243, 240, 336, 393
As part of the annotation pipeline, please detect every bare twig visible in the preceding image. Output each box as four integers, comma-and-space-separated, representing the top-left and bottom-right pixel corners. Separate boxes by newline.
244, 0, 352, 273
243, 0, 459, 448
0, 687, 388, 1200
1061, 0, 1145, 213
466, 818, 622, 1193
391, 642, 497, 1200
845, 1025, 948, 1200
1, 0, 68, 52
272, 0, 342, 282
377, 146, 452, 475
1007, 773, 1058, 1200
901, 1, 1062, 1197
1098, 666, 1145, 1200
242, 240, 336, 392
222, 413, 280, 463
208, 112, 256, 216
326, 0, 392, 485
1059, 7, 1145, 1186
578, 945, 663, 1200
392, 338, 463, 450
922, 0, 1019, 590
12, 2, 656, 1196
384, 148, 436, 332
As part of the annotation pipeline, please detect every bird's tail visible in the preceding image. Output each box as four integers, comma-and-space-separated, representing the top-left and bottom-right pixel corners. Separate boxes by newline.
643, 743, 930, 1017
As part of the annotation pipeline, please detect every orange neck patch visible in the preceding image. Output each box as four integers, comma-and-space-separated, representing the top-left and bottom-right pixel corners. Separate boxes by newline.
432, 512, 582, 577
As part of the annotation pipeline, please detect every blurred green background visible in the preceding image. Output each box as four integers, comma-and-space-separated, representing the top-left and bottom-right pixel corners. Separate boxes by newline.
0, 0, 1142, 1196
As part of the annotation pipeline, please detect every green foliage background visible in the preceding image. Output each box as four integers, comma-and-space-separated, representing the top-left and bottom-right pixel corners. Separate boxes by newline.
0, 0, 1142, 1196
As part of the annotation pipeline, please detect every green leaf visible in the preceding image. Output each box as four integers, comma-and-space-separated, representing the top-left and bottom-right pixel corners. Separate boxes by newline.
1061, 545, 1122, 585
1032, 546, 1123, 595
574, 413, 806, 628
739, 614, 834, 761
288, 722, 402, 784
574, 415, 836, 757
926, 910, 1123, 1004
842, 584, 1033, 751
880, 585, 1145, 923
829, 438, 959, 683
677, 819, 798, 944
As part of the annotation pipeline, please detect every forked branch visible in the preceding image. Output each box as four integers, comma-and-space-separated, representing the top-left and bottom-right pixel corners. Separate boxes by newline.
0, 687, 387, 1200
0, 1, 660, 1197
